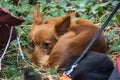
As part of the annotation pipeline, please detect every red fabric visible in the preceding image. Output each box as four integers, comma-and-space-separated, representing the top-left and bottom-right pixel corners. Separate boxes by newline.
117, 56, 120, 74
0, 7, 24, 50
60, 74, 72, 80
0, 7, 24, 25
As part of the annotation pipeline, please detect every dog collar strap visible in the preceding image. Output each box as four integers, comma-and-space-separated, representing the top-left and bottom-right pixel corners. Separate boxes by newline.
63, 64, 77, 77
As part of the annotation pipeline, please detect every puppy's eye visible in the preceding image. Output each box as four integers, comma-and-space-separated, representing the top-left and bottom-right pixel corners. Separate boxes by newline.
41, 42, 49, 49
30, 42, 34, 47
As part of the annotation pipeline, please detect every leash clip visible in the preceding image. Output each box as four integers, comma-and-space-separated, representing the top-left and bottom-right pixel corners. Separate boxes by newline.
64, 64, 78, 77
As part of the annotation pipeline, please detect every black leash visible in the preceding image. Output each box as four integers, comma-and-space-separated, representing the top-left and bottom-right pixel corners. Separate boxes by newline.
64, 1, 120, 77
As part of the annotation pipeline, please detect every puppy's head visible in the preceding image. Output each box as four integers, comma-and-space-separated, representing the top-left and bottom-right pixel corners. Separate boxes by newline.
30, 8, 73, 65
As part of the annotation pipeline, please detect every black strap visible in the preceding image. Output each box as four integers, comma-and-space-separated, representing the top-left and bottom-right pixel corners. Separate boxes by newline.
65, 1, 120, 77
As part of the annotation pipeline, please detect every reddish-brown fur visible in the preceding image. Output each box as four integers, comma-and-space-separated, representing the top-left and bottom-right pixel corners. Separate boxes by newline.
30, 8, 106, 68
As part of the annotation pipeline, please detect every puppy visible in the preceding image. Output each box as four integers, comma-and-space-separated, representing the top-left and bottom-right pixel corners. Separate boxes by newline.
30, 8, 106, 68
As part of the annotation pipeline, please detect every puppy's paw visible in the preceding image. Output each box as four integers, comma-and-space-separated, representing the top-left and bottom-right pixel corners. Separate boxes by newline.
40, 55, 49, 67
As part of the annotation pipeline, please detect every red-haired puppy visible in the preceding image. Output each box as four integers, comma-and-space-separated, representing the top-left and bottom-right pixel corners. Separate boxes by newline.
30, 8, 106, 68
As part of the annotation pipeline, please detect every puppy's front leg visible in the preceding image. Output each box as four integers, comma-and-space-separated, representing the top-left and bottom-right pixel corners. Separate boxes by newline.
48, 32, 76, 68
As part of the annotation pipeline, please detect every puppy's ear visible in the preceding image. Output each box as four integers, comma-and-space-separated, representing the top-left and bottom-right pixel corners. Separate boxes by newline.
54, 15, 71, 36
33, 7, 43, 25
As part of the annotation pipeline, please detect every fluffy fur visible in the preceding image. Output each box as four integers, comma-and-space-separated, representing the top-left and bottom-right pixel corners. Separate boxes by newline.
30, 8, 106, 68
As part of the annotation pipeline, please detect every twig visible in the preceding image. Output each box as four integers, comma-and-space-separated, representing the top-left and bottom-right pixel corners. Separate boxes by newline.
17, 36, 25, 60
19, 25, 31, 27
0, 26, 13, 70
